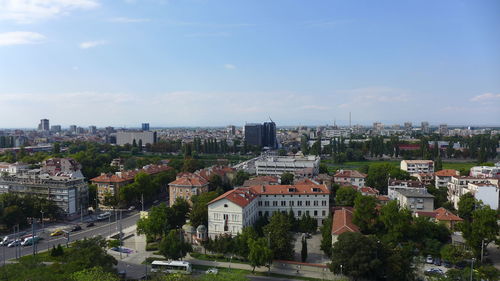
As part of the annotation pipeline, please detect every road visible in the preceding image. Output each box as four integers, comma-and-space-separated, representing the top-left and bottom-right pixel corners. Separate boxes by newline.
0, 210, 141, 264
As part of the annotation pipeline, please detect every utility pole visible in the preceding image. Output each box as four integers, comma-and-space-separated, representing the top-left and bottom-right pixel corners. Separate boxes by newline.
119, 210, 123, 260
141, 193, 144, 212
32, 221, 35, 256
40, 210, 44, 232
481, 239, 485, 263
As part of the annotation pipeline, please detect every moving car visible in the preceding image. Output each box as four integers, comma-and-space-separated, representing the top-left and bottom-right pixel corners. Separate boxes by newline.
128, 206, 136, 211
21, 236, 40, 246
50, 229, 64, 236
97, 212, 111, 221
7, 240, 21, 248
71, 225, 82, 232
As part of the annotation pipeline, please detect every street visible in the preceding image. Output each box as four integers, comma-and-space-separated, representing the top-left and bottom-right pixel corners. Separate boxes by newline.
0, 210, 141, 264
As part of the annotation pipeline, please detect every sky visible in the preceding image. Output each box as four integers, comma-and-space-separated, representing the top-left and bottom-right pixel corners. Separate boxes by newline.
0, 0, 499, 128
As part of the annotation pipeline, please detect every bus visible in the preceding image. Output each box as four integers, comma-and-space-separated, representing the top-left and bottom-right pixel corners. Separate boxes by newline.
150, 261, 192, 274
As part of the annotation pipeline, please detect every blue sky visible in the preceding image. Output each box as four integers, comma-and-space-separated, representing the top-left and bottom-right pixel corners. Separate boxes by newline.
0, 0, 499, 128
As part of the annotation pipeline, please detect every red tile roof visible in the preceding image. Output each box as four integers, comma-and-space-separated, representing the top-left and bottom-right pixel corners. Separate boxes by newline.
169, 173, 208, 187
91, 164, 172, 183
331, 208, 360, 235
208, 188, 257, 208
434, 207, 463, 222
243, 176, 279, 187
294, 178, 320, 186
435, 169, 459, 177
334, 170, 367, 179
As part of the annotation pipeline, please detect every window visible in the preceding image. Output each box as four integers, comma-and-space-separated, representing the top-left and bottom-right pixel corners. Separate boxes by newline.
322, 201, 327, 206
258, 201, 262, 206
265, 201, 269, 206
289, 201, 294, 206
314, 210, 318, 216
281, 201, 286, 206
298, 201, 303, 206
322, 210, 326, 216
306, 210, 310, 215
305, 201, 310, 206
224, 204, 228, 208
273, 201, 278, 206
313, 200, 318, 206
298, 210, 302, 216
223, 214, 228, 220
258, 211, 262, 216
265, 211, 269, 216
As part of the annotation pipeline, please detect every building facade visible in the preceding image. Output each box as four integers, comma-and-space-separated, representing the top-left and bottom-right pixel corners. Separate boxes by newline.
254, 155, 320, 176
388, 179, 426, 200
168, 173, 209, 206
394, 189, 434, 212
435, 169, 460, 188
400, 160, 434, 174
333, 169, 367, 188
446, 176, 496, 209
244, 123, 263, 147
116, 131, 156, 146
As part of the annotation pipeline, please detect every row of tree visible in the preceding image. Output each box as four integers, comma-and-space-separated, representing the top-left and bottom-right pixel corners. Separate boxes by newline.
0, 193, 62, 228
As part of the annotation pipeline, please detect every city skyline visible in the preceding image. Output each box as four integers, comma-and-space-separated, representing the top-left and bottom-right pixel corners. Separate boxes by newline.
1, 0, 499, 127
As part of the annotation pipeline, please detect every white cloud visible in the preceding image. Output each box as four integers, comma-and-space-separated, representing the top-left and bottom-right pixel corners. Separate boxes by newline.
0, 31, 45, 46
108, 17, 150, 23
224, 64, 236, 70
0, 0, 99, 24
79, 40, 107, 49
470, 93, 500, 102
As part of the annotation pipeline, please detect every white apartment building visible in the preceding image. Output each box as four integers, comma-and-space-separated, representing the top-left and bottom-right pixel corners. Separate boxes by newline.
447, 176, 498, 209
0, 162, 29, 175
254, 155, 320, 176
400, 160, 434, 174
470, 163, 500, 179
388, 179, 426, 200
116, 131, 156, 146
208, 184, 330, 238
435, 169, 460, 188
333, 169, 367, 188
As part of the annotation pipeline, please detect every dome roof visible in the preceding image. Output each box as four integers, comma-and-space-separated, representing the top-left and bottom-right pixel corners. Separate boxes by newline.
196, 225, 207, 232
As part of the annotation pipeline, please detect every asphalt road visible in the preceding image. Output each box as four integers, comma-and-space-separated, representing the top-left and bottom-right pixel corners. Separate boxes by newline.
0, 210, 141, 264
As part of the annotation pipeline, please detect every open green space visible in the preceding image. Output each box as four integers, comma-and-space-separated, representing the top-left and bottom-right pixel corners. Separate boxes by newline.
321, 159, 477, 173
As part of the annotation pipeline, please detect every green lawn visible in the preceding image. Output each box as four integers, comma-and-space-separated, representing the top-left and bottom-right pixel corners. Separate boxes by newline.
189, 252, 249, 265
322, 159, 477, 173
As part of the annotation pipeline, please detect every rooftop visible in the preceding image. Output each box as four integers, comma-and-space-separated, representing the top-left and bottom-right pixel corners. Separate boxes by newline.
331, 208, 360, 236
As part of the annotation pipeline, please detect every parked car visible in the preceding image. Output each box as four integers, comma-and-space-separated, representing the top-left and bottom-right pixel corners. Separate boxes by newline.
425, 268, 444, 275
50, 229, 64, 237
128, 206, 136, 211
426, 255, 434, 264
455, 261, 467, 270
206, 268, 218, 275
22, 236, 40, 246
97, 212, 111, 221
86, 222, 95, 227
71, 225, 82, 232
442, 260, 452, 268
433, 257, 442, 266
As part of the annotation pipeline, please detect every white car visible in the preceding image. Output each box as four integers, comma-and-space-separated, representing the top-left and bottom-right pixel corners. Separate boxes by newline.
426, 255, 434, 264
7, 240, 21, 248
206, 268, 218, 275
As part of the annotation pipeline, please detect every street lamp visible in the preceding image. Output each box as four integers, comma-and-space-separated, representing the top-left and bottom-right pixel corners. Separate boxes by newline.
470, 258, 475, 281
340, 264, 343, 276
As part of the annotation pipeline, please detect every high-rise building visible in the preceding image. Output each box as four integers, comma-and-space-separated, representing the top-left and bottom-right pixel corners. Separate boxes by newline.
69, 125, 77, 134
421, 122, 430, 134
244, 123, 263, 147
89, 126, 97, 134
141, 123, 150, 131
404, 122, 412, 133
50, 125, 61, 133
38, 119, 49, 131
116, 131, 157, 146
262, 121, 277, 148
226, 125, 236, 136
439, 124, 448, 135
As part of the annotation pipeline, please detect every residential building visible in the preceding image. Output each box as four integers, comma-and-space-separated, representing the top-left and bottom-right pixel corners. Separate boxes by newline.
0, 162, 29, 175
470, 164, 500, 178
242, 175, 279, 187
415, 207, 463, 230
388, 179, 426, 200
466, 182, 499, 210
254, 155, 320, 176
331, 207, 359, 245
142, 123, 150, 131
394, 189, 434, 212
447, 176, 496, 209
88, 126, 97, 134
69, 125, 77, 134
50, 125, 61, 133
400, 160, 434, 174
116, 131, 156, 146
91, 164, 171, 206
207, 184, 330, 238
169, 173, 209, 206
404, 122, 412, 133
435, 169, 460, 188
421, 122, 430, 134
333, 169, 367, 188
414, 173, 434, 186
41, 158, 84, 179
439, 124, 448, 135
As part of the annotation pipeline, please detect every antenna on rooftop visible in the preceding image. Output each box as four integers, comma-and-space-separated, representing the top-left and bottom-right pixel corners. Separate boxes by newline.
269, 116, 274, 123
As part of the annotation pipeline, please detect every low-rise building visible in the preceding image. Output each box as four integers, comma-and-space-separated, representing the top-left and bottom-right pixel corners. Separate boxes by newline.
400, 160, 434, 174
414, 173, 434, 186
470, 164, 500, 178
254, 155, 320, 176
333, 170, 367, 188
415, 207, 463, 230
394, 189, 434, 212
331, 207, 359, 245
169, 173, 209, 206
41, 158, 84, 179
435, 169, 459, 188
447, 176, 498, 209
207, 184, 330, 238
388, 179, 426, 200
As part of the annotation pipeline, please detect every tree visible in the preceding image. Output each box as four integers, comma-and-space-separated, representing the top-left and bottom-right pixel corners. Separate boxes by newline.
435, 156, 443, 171
66, 237, 117, 272
171, 197, 190, 229
319, 163, 329, 174
248, 238, 272, 273
208, 174, 223, 192
298, 213, 317, 233
462, 205, 499, 258
233, 170, 250, 186
53, 142, 61, 154
159, 230, 192, 260
301, 237, 308, 262
330, 232, 385, 280
263, 212, 294, 260
353, 194, 378, 234
379, 200, 412, 244
440, 244, 469, 264
457, 193, 477, 222
366, 163, 410, 194
335, 186, 357, 206
190, 191, 220, 228
71, 267, 119, 281
137, 203, 173, 239
234, 227, 258, 258
320, 213, 333, 257
280, 172, 294, 185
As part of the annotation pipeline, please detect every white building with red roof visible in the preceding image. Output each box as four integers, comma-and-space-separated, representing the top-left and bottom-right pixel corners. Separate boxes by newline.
331, 207, 360, 245
333, 169, 367, 188
435, 169, 459, 188
207, 184, 330, 238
